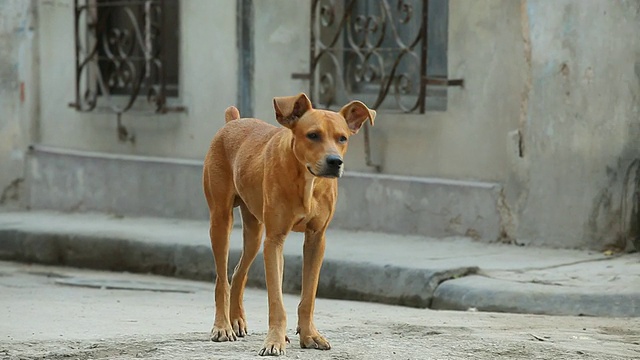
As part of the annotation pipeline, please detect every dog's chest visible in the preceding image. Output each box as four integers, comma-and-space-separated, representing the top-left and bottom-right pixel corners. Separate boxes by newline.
290, 199, 318, 232
291, 188, 334, 233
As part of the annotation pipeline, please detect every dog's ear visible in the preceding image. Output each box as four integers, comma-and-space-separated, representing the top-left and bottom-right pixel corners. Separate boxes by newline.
273, 93, 313, 128
339, 101, 376, 134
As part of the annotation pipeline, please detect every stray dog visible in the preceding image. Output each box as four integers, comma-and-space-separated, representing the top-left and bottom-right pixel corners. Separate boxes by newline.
203, 93, 375, 356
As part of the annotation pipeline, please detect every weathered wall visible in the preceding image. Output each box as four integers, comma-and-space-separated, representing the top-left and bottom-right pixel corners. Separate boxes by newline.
253, 0, 525, 183
253, 1, 310, 122
512, 0, 640, 249
0, 0, 37, 209
36, 0, 237, 160
10, 0, 640, 250
241, 0, 640, 249
27, 147, 504, 241
34, 0, 524, 183
365, 0, 525, 181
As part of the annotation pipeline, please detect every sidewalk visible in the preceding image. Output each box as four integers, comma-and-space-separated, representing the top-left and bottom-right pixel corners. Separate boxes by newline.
0, 211, 638, 317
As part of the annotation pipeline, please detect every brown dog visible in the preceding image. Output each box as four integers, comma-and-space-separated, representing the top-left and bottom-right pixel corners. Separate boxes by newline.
202, 93, 375, 356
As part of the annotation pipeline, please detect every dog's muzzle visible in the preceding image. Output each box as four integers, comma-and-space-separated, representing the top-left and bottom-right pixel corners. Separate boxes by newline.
307, 155, 344, 178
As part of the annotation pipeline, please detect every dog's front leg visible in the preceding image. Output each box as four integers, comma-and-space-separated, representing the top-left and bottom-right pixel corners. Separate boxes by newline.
259, 231, 290, 356
297, 229, 331, 350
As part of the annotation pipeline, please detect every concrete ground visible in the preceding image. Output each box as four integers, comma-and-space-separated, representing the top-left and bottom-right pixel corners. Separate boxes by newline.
0, 211, 638, 317
1, 261, 639, 360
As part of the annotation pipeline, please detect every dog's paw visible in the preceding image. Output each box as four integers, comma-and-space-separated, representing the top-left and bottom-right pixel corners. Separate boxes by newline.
210, 324, 237, 342
231, 316, 248, 337
297, 326, 331, 350
258, 331, 290, 356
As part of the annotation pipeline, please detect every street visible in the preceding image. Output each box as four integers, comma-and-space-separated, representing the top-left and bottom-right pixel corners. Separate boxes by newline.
1, 261, 638, 360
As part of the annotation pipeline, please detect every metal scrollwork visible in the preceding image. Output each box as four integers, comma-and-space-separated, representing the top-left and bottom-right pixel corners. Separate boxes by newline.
72, 0, 181, 115
311, 0, 427, 113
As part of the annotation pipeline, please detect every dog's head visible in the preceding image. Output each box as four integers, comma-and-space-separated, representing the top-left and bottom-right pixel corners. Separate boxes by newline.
273, 93, 376, 179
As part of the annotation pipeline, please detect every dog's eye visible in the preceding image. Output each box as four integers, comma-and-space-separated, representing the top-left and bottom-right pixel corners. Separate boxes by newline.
307, 132, 320, 141
338, 136, 348, 144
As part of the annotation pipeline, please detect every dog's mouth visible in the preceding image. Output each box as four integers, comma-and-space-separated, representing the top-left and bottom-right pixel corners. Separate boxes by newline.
306, 165, 341, 179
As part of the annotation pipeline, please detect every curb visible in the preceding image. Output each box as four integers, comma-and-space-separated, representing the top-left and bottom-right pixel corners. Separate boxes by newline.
432, 275, 639, 317
1, 217, 638, 317
0, 228, 477, 309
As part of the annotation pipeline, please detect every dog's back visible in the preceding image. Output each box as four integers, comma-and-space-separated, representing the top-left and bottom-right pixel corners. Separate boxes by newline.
203, 107, 285, 221
206, 107, 281, 169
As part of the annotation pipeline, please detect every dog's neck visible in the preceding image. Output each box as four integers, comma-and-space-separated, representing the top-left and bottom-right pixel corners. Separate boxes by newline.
302, 168, 316, 214
277, 130, 317, 215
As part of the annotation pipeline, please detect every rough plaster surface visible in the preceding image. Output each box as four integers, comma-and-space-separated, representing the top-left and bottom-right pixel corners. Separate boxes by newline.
31, 0, 526, 183
27, 147, 210, 220
2, 0, 640, 250
35, 0, 237, 159
518, 1, 640, 249
26, 147, 503, 242
0, 0, 36, 209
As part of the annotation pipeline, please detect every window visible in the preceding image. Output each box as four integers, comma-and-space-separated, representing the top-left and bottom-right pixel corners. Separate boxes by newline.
298, 0, 461, 114
71, 0, 183, 115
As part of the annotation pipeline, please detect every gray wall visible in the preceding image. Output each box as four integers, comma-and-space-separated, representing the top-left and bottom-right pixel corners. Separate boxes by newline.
2, 0, 640, 250
35, 0, 236, 159
0, 0, 37, 209
252, 0, 525, 183
33, 0, 524, 182
511, 1, 640, 249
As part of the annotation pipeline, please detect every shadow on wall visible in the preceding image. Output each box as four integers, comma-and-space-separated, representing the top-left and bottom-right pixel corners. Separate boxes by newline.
0, 178, 24, 209
620, 159, 640, 252
589, 127, 640, 253
588, 62, 640, 253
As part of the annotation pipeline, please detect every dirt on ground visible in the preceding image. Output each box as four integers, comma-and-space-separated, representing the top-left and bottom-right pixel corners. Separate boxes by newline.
1, 261, 638, 359
3, 324, 639, 360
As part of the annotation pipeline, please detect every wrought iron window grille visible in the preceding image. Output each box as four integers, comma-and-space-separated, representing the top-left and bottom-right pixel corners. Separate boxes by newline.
70, 0, 184, 117
293, 0, 462, 115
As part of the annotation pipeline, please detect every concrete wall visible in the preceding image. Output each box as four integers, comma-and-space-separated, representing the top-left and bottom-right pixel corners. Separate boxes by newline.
26, 146, 503, 242
4, 0, 640, 250
0, 0, 37, 209
252, 0, 525, 183
34, 0, 524, 183
36, 0, 236, 160
511, 0, 640, 249
253, 1, 310, 122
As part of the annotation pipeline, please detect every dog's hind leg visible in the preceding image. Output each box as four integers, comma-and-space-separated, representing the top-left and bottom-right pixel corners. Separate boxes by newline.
229, 203, 264, 337
204, 168, 237, 342
208, 202, 235, 341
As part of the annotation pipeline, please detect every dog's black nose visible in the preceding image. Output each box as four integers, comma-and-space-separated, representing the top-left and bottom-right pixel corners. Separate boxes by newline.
326, 155, 343, 168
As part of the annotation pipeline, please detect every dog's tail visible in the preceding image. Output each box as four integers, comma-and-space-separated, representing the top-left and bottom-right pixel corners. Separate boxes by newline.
225, 106, 241, 123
